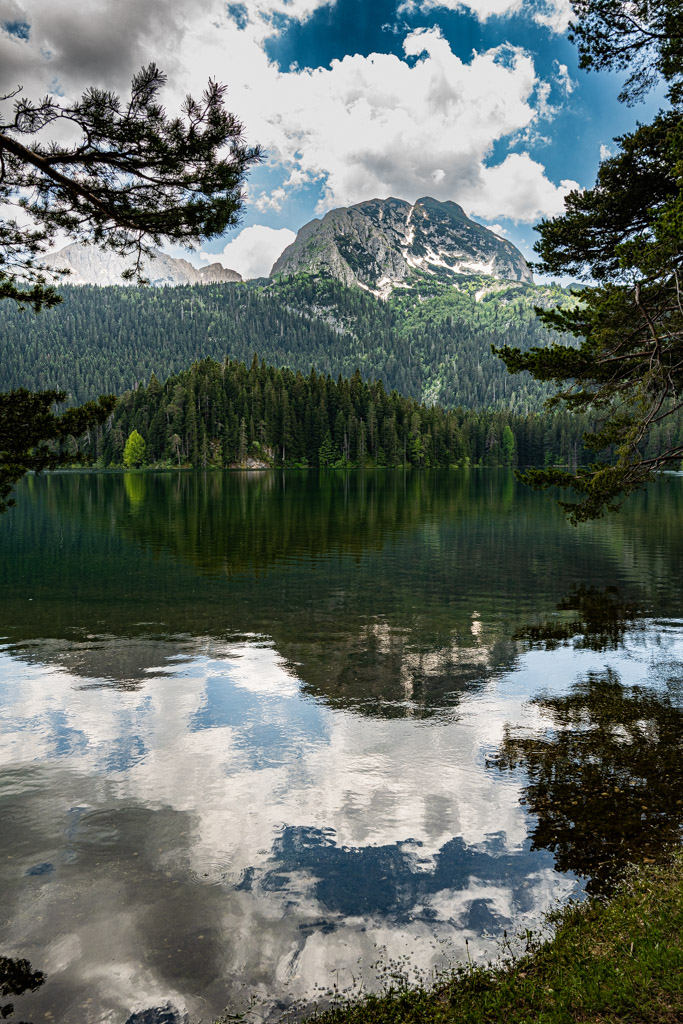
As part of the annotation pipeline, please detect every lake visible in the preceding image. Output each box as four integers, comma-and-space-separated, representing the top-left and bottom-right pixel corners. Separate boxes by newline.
2, 470, 683, 1024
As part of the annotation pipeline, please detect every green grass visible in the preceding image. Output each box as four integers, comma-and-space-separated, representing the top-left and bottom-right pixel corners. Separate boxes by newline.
296, 854, 683, 1024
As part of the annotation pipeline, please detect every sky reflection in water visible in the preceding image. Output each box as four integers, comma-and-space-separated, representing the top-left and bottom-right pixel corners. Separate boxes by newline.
1, 470, 683, 1023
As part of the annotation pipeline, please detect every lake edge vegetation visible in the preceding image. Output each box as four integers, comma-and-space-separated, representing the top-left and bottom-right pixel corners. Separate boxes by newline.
61, 353, 683, 473
256, 852, 683, 1024
72, 353, 595, 471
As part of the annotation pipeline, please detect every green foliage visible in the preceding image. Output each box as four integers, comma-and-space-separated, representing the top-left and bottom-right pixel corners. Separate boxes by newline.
501, 424, 515, 465
277, 853, 683, 1024
497, 0, 683, 521
80, 355, 594, 472
0, 389, 116, 512
122, 429, 146, 468
0, 64, 261, 309
0, 274, 579, 413
569, 0, 683, 104
318, 431, 340, 468
533, 114, 680, 283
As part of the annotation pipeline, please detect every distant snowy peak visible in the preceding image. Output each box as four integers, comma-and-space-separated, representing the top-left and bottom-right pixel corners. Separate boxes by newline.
270, 196, 532, 296
43, 243, 242, 287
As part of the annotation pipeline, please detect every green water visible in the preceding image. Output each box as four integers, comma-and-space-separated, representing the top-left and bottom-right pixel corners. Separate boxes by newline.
1, 470, 682, 1024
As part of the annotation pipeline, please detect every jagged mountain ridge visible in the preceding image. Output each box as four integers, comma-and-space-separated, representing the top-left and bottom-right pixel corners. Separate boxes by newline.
43, 242, 242, 287
271, 196, 532, 296
43, 197, 530, 293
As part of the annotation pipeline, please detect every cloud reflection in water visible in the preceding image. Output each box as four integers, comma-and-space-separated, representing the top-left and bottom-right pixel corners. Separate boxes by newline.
0, 635, 578, 1023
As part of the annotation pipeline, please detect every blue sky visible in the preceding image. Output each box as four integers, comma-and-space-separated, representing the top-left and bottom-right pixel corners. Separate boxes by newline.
0, 0, 664, 278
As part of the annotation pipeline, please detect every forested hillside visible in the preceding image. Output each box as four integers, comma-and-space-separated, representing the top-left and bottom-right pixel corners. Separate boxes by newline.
1, 274, 577, 411
79, 354, 592, 470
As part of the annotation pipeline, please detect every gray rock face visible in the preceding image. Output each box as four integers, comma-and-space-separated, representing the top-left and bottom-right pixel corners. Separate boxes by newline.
43, 242, 242, 287
271, 196, 532, 295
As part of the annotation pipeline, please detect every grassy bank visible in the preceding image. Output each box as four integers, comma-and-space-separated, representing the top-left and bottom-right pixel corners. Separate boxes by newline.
296, 854, 683, 1024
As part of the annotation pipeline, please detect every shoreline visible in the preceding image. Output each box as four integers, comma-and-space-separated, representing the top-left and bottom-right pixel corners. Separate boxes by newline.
275, 854, 683, 1024
34, 463, 528, 474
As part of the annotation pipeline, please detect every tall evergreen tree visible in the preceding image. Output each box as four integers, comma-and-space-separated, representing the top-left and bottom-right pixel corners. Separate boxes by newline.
497, 0, 683, 521
123, 429, 147, 468
0, 64, 260, 510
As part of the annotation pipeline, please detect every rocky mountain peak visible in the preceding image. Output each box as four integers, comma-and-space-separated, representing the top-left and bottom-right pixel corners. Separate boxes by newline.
43, 242, 242, 287
270, 196, 532, 296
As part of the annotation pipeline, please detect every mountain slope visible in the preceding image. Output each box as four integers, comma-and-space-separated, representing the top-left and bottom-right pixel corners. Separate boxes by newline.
0, 275, 577, 412
271, 196, 532, 296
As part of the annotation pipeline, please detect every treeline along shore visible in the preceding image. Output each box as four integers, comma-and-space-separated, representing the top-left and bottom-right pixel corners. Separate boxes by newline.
77, 354, 597, 470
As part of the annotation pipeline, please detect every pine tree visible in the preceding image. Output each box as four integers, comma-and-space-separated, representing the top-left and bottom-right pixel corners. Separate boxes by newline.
318, 431, 337, 468
497, 0, 683, 520
502, 424, 516, 466
0, 64, 260, 509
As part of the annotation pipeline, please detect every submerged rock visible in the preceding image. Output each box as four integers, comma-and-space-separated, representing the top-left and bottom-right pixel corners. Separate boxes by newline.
124, 1004, 189, 1024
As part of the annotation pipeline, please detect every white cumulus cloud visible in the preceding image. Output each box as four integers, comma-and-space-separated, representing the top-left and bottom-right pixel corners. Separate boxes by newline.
475, 153, 576, 221
253, 187, 288, 212
397, 0, 572, 32
531, 0, 573, 32
554, 61, 575, 95
0, 0, 334, 97
2, 0, 578, 241
203, 224, 296, 279
481, 222, 508, 236
239, 27, 578, 223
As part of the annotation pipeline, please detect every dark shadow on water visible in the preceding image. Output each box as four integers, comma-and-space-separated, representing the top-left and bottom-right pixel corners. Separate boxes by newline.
513, 584, 643, 651
511, 585, 647, 647
0, 955, 44, 1022
491, 668, 683, 894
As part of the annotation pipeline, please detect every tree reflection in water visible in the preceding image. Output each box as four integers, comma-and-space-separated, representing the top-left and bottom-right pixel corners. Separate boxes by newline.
0, 955, 44, 1022
514, 584, 642, 651
492, 669, 683, 894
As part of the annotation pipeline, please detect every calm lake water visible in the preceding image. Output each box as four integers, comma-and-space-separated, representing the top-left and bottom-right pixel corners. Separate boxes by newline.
2, 470, 683, 1024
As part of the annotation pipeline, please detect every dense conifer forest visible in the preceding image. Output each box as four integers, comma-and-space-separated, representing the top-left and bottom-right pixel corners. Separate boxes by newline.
5, 273, 683, 473
5, 271, 682, 473
0, 275, 577, 411
78, 354, 593, 469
